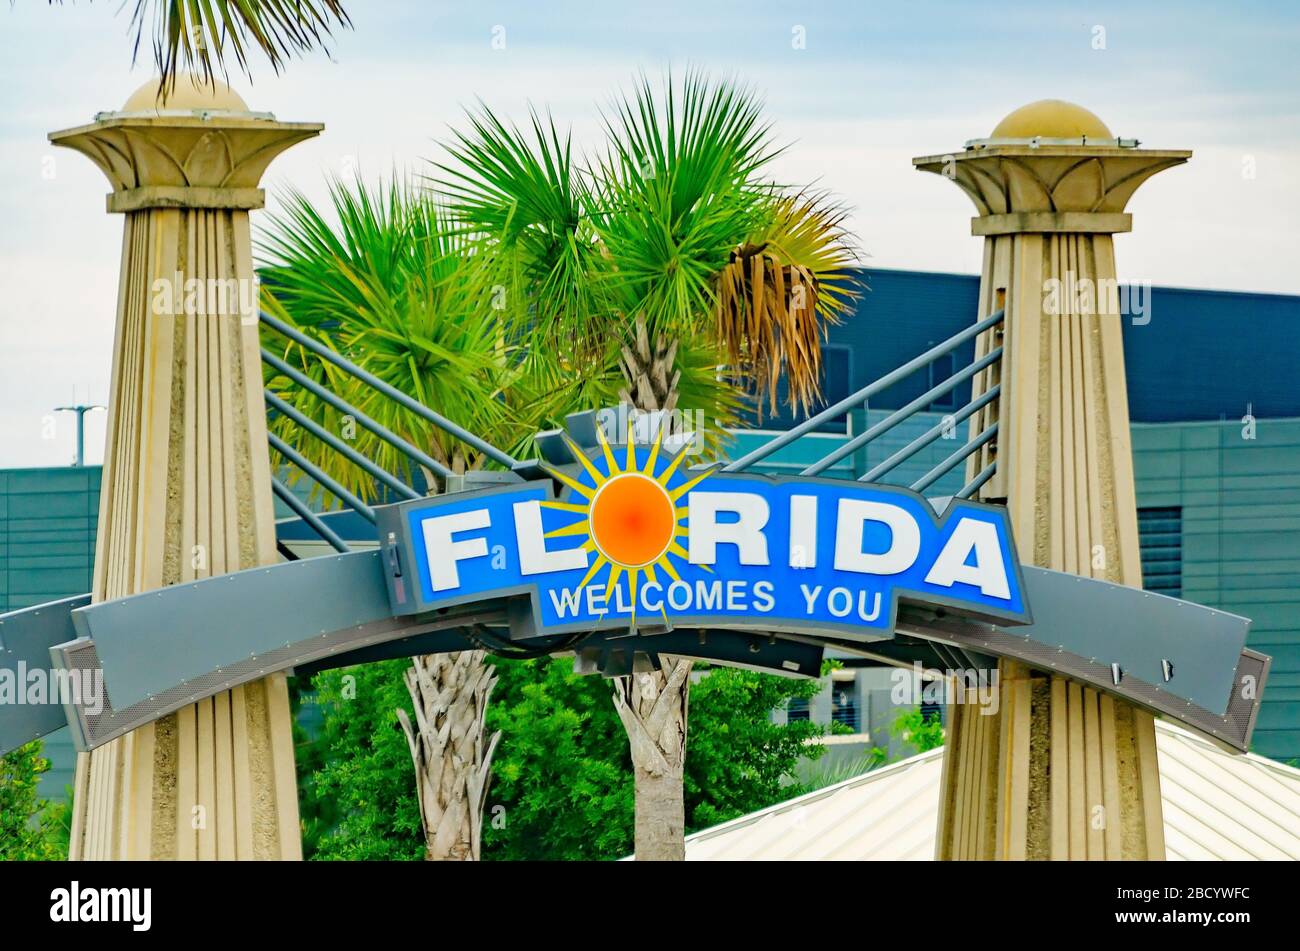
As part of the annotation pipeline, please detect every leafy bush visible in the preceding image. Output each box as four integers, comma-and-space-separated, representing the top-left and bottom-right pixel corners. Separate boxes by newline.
298, 655, 831, 860
0, 741, 66, 860
890, 706, 945, 754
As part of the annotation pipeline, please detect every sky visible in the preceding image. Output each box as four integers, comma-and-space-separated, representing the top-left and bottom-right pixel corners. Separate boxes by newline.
1, 0, 1297, 467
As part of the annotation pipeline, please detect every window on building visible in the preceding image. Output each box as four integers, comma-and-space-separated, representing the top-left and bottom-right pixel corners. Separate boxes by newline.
928, 352, 956, 410
919, 699, 943, 723
830, 685, 859, 732
807, 345, 853, 433
787, 697, 811, 722
1138, 506, 1183, 597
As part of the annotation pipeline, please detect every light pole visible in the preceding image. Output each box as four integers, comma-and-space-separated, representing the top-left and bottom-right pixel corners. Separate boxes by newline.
53, 404, 105, 467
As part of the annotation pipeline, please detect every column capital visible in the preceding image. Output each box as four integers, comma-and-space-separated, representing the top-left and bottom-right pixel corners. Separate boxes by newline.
913, 146, 1190, 225
49, 77, 321, 213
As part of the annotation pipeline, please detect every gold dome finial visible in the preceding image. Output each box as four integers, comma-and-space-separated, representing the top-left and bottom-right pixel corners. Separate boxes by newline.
991, 100, 1112, 140
121, 75, 249, 114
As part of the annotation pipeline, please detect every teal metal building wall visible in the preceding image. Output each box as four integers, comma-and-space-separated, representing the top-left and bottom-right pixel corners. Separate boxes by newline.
0, 466, 99, 610
0, 465, 100, 800
1132, 418, 1300, 763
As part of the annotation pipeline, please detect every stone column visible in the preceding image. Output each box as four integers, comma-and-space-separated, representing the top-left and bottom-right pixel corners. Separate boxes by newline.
50, 78, 322, 860
914, 100, 1190, 859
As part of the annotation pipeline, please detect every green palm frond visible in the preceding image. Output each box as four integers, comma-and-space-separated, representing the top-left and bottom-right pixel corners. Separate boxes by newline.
432, 106, 598, 341
427, 70, 861, 421
258, 70, 862, 508
590, 71, 777, 341
49, 1, 352, 88
598, 72, 779, 219
258, 178, 516, 501
661, 330, 743, 460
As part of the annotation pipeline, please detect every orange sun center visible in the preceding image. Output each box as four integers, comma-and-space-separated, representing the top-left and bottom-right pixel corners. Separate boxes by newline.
588, 472, 676, 568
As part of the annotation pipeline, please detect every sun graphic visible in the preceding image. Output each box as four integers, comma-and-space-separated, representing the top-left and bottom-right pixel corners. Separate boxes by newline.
541, 424, 713, 623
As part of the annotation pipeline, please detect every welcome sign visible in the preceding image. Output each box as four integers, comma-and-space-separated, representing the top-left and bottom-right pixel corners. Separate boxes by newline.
377, 433, 1030, 639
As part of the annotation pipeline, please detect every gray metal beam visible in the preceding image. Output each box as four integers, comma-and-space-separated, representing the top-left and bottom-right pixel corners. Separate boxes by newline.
860, 385, 1001, 483
265, 390, 420, 502
271, 477, 352, 553
911, 422, 999, 493
0, 527, 1262, 757
262, 348, 452, 480
72, 551, 392, 711
260, 310, 519, 469
804, 346, 1003, 476
957, 461, 998, 499
725, 309, 1005, 471
38, 550, 1252, 747
0, 595, 91, 756
267, 432, 376, 523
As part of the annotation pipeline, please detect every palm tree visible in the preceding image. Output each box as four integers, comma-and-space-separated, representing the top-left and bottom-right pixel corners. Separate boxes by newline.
257, 177, 613, 859
436, 72, 860, 859
47, 0, 351, 87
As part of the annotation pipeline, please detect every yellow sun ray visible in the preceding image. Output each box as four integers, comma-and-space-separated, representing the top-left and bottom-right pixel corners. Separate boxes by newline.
655, 445, 691, 486
669, 464, 718, 502
544, 521, 593, 539
540, 500, 590, 514
539, 419, 716, 628
644, 560, 670, 627
575, 552, 609, 593
665, 541, 710, 574
628, 570, 638, 625
643, 424, 664, 478
542, 463, 596, 500
593, 424, 618, 478
562, 433, 608, 487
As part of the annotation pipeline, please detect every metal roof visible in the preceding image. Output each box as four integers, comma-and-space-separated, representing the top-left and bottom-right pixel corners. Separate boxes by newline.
679, 719, 1300, 861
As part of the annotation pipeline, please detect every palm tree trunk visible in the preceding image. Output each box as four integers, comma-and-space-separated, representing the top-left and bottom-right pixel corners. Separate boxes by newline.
612, 654, 692, 859
397, 650, 501, 860
614, 316, 693, 860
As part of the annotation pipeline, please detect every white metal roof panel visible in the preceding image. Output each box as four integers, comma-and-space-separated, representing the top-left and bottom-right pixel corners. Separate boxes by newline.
677, 720, 1300, 860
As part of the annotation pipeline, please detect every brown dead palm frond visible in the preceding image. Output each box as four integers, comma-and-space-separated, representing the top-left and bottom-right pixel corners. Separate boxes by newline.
716, 192, 861, 416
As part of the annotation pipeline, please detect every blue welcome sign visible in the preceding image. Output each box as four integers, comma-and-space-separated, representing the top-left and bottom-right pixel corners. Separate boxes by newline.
376, 439, 1029, 640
